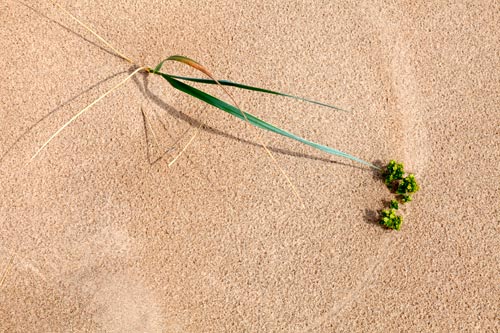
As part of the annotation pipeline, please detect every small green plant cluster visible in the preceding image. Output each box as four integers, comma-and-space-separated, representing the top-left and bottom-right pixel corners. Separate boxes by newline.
380, 208, 402, 230
379, 160, 419, 230
384, 160, 404, 186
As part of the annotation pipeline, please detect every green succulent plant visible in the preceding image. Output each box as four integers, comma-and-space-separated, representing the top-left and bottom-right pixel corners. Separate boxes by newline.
379, 208, 403, 231
379, 161, 419, 230
390, 199, 399, 210
384, 160, 405, 187
401, 194, 412, 203
397, 174, 419, 195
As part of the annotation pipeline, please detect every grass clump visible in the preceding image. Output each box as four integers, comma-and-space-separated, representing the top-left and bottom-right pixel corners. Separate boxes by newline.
378, 160, 419, 230
33, 3, 420, 230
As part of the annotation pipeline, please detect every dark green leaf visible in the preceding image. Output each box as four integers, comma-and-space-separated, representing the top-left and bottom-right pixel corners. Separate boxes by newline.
155, 72, 349, 112
160, 73, 377, 169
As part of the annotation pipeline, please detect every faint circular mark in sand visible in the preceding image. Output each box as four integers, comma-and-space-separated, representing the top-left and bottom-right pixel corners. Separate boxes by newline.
89, 274, 166, 333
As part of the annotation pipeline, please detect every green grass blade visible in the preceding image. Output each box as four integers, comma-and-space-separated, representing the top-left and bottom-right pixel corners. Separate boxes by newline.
155, 72, 349, 112
153, 55, 208, 75
160, 73, 377, 169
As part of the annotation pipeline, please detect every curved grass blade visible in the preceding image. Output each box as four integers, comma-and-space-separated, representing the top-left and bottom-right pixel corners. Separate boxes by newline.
160, 74, 378, 169
153, 55, 210, 76
155, 72, 349, 112
154, 55, 307, 206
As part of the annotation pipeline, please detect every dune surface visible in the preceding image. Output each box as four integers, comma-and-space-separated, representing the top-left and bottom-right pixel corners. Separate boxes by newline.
1, 0, 498, 331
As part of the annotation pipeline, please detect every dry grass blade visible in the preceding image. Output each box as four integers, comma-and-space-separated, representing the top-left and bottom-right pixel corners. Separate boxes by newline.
49, 0, 135, 64
168, 125, 202, 167
30, 67, 146, 161
0, 256, 14, 290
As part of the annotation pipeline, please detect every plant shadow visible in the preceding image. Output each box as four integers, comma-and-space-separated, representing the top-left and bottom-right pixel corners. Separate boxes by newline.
363, 208, 380, 225
133, 70, 373, 172
0, 71, 127, 167
1, 2, 134, 166
363, 160, 387, 227
15, 1, 120, 60
8, 1, 378, 175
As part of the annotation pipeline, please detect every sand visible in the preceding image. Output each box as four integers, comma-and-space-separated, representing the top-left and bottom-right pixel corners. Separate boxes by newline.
0, 0, 498, 332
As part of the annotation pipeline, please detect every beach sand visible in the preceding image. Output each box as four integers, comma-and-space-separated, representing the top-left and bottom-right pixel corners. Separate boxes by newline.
1, 0, 498, 331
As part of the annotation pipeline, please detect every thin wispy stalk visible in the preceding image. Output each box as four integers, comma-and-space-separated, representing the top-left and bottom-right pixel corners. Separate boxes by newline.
168, 125, 202, 167
49, 0, 135, 64
30, 67, 146, 161
0, 256, 14, 290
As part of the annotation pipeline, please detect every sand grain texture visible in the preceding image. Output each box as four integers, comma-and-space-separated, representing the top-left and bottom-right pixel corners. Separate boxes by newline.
1, 0, 499, 332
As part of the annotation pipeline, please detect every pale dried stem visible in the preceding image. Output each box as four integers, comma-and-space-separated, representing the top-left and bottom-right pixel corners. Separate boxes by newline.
168, 125, 202, 168
0, 256, 14, 289
30, 67, 147, 161
49, 0, 136, 64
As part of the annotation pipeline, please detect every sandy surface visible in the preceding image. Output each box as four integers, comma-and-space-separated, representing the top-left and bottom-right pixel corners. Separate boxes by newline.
1, 0, 499, 332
